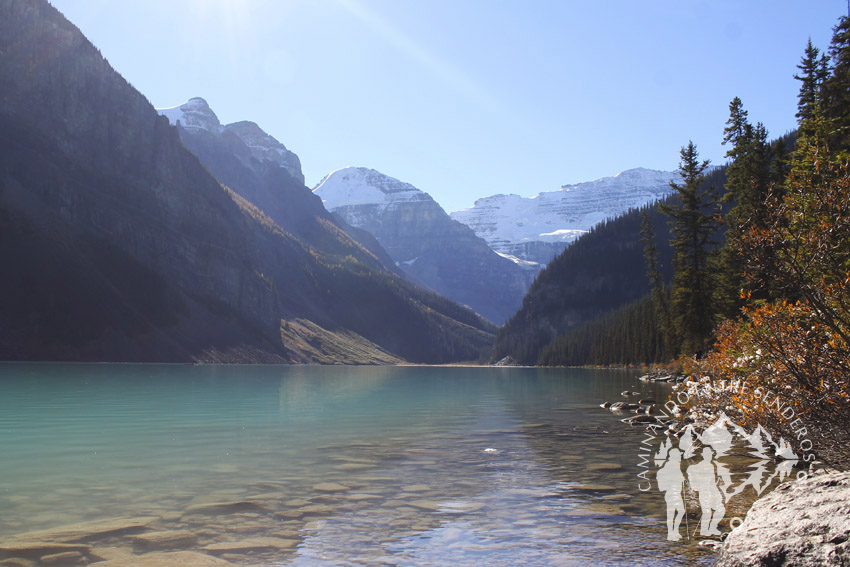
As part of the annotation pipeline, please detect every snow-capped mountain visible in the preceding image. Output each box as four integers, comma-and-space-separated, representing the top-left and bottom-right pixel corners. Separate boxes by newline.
314, 167, 532, 324
158, 97, 304, 185
313, 166, 432, 216
450, 168, 679, 265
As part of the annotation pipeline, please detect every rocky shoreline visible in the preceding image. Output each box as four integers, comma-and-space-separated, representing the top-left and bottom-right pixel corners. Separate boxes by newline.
715, 470, 850, 566
599, 371, 688, 428
600, 371, 849, 566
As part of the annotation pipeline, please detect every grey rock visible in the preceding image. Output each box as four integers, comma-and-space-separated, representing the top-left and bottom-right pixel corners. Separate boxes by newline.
716, 471, 850, 566
608, 402, 639, 412
621, 414, 657, 425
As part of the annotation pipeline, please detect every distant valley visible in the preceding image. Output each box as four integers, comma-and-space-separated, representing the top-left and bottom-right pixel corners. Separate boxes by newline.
0, 0, 682, 363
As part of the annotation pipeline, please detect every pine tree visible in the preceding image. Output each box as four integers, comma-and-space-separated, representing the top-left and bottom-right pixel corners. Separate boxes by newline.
722, 96, 750, 158
722, 98, 773, 233
794, 39, 829, 130
662, 142, 720, 357
641, 209, 674, 357
824, 16, 850, 150
770, 136, 791, 185
718, 98, 779, 308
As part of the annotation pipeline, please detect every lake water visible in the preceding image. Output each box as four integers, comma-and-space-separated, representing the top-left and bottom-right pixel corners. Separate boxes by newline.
0, 363, 716, 566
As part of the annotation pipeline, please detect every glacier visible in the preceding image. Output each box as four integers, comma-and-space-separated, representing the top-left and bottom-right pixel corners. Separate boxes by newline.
450, 167, 679, 265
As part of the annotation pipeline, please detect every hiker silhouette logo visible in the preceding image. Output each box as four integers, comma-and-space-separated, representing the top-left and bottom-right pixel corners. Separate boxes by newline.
652, 412, 798, 541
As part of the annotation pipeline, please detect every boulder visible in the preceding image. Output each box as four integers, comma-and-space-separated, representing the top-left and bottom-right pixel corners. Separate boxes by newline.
716, 471, 850, 566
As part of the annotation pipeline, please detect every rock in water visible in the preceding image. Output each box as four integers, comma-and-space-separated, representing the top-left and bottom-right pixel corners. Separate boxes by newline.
716, 471, 850, 566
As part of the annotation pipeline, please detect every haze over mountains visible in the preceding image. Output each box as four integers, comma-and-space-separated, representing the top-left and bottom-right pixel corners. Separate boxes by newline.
0, 0, 494, 364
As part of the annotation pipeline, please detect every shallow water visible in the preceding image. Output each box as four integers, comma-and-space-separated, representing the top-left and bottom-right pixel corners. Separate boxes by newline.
0, 363, 716, 565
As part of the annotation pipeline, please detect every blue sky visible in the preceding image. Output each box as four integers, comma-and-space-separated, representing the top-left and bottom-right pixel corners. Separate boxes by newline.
50, 0, 845, 213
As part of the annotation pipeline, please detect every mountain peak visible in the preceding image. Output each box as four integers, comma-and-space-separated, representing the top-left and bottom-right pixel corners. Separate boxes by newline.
157, 99, 303, 184
312, 166, 530, 324
313, 167, 429, 209
157, 97, 221, 133
222, 120, 302, 181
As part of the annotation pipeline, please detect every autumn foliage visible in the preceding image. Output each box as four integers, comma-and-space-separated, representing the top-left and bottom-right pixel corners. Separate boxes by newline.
691, 159, 850, 469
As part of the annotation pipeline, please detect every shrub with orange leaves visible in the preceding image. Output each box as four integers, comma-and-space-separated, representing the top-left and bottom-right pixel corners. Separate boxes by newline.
692, 300, 850, 469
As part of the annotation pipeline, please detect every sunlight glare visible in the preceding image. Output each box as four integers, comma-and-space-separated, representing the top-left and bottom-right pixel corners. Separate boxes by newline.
335, 0, 501, 113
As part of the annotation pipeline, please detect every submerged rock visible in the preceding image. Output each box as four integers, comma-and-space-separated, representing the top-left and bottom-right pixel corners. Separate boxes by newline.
38, 551, 84, 566
312, 482, 350, 493
0, 517, 159, 545
0, 542, 91, 560
202, 537, 299, 554
0, 559, 36, 567
716, 471, 850, 566
90, 551, 233, 567
183, 501, 269, 516
130, 530, 198, 551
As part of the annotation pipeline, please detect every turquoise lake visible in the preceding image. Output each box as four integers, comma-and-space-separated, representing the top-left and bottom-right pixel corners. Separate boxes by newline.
0, 364, 716, 566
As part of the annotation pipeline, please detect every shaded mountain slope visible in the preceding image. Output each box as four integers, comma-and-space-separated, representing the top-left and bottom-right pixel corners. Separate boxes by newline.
0, 0, 493, 363
314, 167, 533, 324
158, 98, 401, 276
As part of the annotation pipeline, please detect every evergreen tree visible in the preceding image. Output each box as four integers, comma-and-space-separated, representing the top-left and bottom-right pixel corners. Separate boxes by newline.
770, 136, 792, 185
794, 39, 829, 130
722, 98, 773, 233
722, 97, 750, 157
662, 142, 720, 357
824, 16, 850, 150
641, 210, 674, 357
718, 98, 779, 308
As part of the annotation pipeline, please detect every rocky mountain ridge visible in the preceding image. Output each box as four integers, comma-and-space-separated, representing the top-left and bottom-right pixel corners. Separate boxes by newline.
157, 99, 400, 275
450, 167, 679, 265
159, 98, 304, 185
